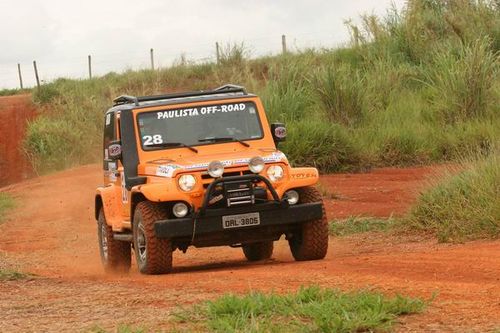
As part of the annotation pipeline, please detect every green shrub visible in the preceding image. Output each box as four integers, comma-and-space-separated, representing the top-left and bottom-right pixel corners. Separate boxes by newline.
424, 39, 498, 123
25, 92, 104, 172
312, 64, 364, 125
217, 42, 248, 67
408, 152, 500, 242
282, 120, 362, 172
432, 120, 498, 160
377, 126, 432, 165
32, 84, 61, 104
347, 0, 499, 64
261, 60, 316, 122
362, 60, 417, 113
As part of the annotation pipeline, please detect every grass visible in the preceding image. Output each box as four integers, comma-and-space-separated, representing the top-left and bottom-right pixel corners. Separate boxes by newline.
424, 38, 499, 123
0, 269, 32, 281
21, 0, 499, 174
0, 88, 31, 97
0, 192, 14, 222
282, 120, 364, 172
329, 216, 398, 236
172, 285, 426, 332
316, 182, 340, 200
407, 152, 500, 242
313, 64, 364, 126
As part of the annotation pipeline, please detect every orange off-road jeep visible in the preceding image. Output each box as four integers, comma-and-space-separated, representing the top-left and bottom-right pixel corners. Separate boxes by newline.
95, 84, 328, 274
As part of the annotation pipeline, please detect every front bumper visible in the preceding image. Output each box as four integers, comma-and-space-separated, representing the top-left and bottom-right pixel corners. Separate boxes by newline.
154, 201, 323, 239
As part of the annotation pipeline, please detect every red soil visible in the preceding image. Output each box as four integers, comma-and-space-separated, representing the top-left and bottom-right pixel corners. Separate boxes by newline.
0, 95, 36, 186
321, 166, 449, 219
1, 164, 498, 332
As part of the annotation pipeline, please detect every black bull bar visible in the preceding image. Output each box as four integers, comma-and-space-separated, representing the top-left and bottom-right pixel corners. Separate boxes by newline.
154, 174, 323, 239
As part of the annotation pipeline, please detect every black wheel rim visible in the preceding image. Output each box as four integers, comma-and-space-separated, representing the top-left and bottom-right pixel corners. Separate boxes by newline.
137, 219, 147, 263
100, 222, 109, 261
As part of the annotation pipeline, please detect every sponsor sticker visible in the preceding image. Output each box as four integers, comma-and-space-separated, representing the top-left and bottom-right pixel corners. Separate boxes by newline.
208, 194, 224, 205
108, 144, 121, 158
274, 126, 287, 139
185, 162, 210, 170
150, 152, 287, 178
156, 164, 181, 178
156, 103, 247, 120
263, 152, 287, 163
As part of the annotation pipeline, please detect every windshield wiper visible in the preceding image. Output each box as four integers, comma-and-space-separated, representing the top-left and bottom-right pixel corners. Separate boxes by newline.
145, 142, 198, 153
198, 137, 250, 147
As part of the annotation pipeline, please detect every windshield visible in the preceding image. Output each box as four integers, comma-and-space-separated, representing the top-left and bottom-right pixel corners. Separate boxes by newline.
137, 101, 263, 149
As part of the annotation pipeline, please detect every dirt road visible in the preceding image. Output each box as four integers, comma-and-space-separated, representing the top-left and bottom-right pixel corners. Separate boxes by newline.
0, 165, 499, 332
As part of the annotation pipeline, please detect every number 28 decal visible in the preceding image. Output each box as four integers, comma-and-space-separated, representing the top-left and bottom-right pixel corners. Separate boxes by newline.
143, 135, 163, 145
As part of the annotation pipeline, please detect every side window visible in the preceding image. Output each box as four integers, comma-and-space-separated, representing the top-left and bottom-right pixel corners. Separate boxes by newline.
103, 112, 116, 170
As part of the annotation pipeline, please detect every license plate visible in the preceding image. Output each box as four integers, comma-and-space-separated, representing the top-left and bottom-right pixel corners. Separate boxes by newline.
222, 212, 260, 229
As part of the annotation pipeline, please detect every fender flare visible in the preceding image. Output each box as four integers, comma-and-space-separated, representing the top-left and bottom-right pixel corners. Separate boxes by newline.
278, 167, 319, 196
95, 186, 123, 230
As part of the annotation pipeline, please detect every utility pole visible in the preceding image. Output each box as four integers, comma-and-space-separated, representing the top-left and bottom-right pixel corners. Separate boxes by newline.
150, 48, 155, 70
282, 35, 287, 54
216, 42, 220, 64
17, 63, 23, 89
33, 61, 40, 89
88, 55, 92, 79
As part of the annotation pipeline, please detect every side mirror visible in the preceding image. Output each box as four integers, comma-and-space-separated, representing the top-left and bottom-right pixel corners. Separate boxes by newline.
271, 123, 286, 144
107, 140, 122, 160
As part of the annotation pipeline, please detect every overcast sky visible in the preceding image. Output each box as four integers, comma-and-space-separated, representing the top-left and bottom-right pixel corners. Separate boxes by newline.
0, 0, 405, 89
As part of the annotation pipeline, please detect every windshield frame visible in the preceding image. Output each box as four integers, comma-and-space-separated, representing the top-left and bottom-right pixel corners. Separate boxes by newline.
135, 100, 265, 152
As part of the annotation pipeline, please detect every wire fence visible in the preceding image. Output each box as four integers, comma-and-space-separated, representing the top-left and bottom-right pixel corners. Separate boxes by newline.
0, 30, 347, 90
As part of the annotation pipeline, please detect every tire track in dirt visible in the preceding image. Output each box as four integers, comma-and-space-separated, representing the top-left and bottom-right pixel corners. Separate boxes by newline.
0, 164, 499, 332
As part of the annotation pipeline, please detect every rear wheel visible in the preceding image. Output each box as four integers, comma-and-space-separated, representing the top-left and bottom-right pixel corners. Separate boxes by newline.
288, 187, 329, 261
133, 202, 172, 274
242, 241, 274, 261
97, 209, 131, 273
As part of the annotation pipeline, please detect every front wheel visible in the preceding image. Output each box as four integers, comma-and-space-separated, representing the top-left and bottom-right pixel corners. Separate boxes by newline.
133, 202, 173, 274
288, 187, 329, 261
242, 241, 274, 261
97, 209, 131, 273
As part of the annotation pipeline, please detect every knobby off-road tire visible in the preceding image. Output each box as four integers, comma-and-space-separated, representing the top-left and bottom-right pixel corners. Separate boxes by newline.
288, 186, 329, 261
133, 201, 172, 274
97, 209, 131, 273
242, 241, 274, 261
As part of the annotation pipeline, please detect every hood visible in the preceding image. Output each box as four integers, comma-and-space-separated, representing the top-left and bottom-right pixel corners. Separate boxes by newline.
140, 148, 288, 178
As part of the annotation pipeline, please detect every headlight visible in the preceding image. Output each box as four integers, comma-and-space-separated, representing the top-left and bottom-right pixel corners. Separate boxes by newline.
208, 160, 224, 178
178, 174, 196, 192
285, 190, 299, 205
267, 165, 284, 182
249, 156, 265, 174
173, 202, 189, 217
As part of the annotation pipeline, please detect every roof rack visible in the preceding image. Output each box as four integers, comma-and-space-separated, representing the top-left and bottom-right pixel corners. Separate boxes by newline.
113, 95, 139, 106
112, 84, 247, 106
